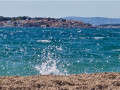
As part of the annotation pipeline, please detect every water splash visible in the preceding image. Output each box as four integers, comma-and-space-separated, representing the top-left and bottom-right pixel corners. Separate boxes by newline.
35, 46, 68, 75
35, 57, 68, 75
35, 58, 67, 75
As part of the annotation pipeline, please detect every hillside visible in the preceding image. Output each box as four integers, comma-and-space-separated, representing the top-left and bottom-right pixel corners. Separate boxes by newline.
63, 17, 120, 25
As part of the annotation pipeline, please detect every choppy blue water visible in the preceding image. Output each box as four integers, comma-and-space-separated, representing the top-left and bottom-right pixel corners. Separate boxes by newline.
0, 27, 120, 76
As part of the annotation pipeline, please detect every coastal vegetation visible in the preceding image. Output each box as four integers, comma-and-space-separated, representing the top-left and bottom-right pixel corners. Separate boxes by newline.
0, 16, 57, 21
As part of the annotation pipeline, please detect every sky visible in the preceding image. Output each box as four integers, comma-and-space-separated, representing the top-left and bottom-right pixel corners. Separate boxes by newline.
0, 1, 120, 18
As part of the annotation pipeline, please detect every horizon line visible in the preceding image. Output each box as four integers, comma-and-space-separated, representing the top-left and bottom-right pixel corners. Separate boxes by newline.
0, 0, 120, 1
1, 16, 120, 19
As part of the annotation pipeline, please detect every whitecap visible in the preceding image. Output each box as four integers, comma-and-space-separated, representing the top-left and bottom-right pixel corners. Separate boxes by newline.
112, 49, 120, 51
79, 37, 86, 39
37, 40, 51, 43
17, 31, 22, 33
84, 49, 90, 52
77, 30, 81, 32
0, 34, 3, 36
56, 47, 63, 51
93, 37, 105, 40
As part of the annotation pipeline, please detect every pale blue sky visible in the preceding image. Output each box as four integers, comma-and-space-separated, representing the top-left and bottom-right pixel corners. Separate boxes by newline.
0, 1, 120, 18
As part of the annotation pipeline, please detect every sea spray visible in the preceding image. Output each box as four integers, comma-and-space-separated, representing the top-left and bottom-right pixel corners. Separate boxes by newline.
35, 45, 68, 75
35, 58, 68, 75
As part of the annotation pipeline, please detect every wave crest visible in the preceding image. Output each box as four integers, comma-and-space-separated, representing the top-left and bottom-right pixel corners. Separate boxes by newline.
37, 40, 51, 43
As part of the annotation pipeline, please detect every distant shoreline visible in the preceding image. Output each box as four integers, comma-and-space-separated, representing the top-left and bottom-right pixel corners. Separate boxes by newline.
0, 16, 93, 28
0, 72, 120, 90
0, 27, 120, 29
0, 26, 93, 28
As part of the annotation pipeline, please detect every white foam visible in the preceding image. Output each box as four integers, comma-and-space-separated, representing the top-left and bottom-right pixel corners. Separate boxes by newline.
37, 40, 51, 43
35, 58, 68, 75
35, 45, 68, 75
84, 49, 90, 52
35, 60, 59, 75
112, 49, 120, 51
56, 47, 63, 51
17, 31, 22, 33
93, 37, 105, 40
0, 34, 3, 36
77, 30, 81, 32
79, 37, 86, 39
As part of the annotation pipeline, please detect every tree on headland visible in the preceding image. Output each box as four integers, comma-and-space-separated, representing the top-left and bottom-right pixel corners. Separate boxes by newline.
0, 16, 11, 21
0, 16, 4, 21
0, 16, 32, 21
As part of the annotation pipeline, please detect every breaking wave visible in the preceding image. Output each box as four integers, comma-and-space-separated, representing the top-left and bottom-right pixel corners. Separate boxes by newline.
112, 49, 120, 51
93, 37, 105, 40
37, 40, 51, 43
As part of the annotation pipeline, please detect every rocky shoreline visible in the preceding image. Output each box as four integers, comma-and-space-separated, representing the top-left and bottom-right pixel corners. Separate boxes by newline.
0, 72, 120, 90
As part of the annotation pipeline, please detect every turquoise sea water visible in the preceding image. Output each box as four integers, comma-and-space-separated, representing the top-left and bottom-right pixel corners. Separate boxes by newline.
0, 27, 120, 76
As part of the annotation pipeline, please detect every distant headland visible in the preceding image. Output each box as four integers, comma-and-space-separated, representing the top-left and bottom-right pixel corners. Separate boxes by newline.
0, 16, 120, 28
64, 16, 120, 28
0, 16, 93, 28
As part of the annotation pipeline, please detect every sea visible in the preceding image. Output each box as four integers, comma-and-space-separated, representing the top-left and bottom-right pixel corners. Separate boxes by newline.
0, 27, 120, 76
